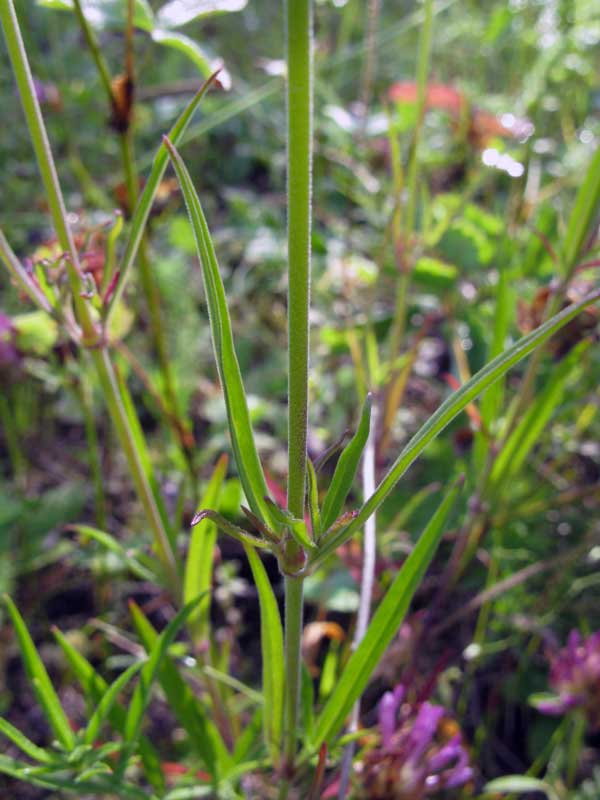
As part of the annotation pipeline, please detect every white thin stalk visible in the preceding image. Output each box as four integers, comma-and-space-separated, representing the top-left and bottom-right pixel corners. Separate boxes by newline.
338, 403, 378, 799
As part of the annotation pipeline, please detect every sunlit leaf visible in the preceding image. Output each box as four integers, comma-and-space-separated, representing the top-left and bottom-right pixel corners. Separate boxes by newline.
38, 0, 155, 31
156, 0, 247, 29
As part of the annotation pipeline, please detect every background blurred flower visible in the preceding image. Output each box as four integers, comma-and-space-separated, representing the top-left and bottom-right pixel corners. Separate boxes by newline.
535, 630, 600, 729
361, 684, 474, 799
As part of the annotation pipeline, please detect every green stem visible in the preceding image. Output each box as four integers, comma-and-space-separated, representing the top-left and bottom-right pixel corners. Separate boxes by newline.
77, 369, 108, 530
387, 0, 434, 360
90, 348, 179, 587
73, 1, 185, 431
283, 0, 313, 776
283, 576, 304, 771
0, 0, 179, 589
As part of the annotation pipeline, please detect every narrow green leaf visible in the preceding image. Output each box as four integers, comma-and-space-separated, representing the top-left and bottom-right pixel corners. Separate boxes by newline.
490, 341, 588, 487
164, 137, 274, 528
192, 509, 270, 549
485, 776, 560, 800
83, 660, 145, 745
69, 524, 159, 582
184, 453, 228, 640
129, 600, 230, 776
0, 717, 56, 764
4, 596, 75, 751
106, 70, 219, 321
313, 482, 461, 748
243, 545, 284, 763
306, 459, 321, 540
563, 145, 600, 275
0, 751, 154, 798
52, 627, 165, 792
312, 290, 600, 567
320, 393, 372, 532
122, 595, 206, 750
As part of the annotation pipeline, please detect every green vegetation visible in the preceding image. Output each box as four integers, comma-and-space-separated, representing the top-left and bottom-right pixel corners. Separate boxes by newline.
1, 1, 600, 798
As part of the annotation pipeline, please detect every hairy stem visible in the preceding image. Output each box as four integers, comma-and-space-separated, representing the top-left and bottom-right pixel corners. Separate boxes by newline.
283, 0, 313, 775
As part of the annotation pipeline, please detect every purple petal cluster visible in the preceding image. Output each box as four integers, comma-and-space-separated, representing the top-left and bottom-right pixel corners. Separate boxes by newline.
363, 685, 474, 799
538, 630, 600, 729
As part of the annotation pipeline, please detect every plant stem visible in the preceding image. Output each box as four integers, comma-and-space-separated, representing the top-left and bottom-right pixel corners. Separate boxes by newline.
73, 0, 186, 438
0, 0, 179, 589
283, 0, 313, 775
387, 0, 434, 361
77, 369, 108, 530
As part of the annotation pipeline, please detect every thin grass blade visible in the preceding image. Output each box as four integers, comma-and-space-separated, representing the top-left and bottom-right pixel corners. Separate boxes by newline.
69, 524, 159, 582
52, 626, 165, 792
129, 600, 231, 776
83, 660, 145, 745
122, 595, 206, 750
0, 717, 56, 764
4, 596, 75, 751
563, 145, 600, 276
312, 480, 461, 748
490, 341, 588, 488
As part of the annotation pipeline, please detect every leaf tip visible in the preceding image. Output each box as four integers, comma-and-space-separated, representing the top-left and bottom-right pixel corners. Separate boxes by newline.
191, 509, 209, 527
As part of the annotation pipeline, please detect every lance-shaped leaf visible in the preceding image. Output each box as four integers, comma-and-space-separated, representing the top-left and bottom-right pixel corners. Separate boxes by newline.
310, 290, 600, 569
320, 393, 372, 533
0, 717, 56, 764
121, 594, 207, 755
4, 595, 76, 751
312, 480, 461, 748
0, 752, 154, 799
306, 459, 321, 540
106, 70, 219, 322
184, 453, 228, 640
192, 510, 271, 550
69, 524, 159, 582
129, 600, 231, 776
164, 137, 274, 528
83, 660, 145, 745
52, 627, 165, 792
243, 545, 284, 764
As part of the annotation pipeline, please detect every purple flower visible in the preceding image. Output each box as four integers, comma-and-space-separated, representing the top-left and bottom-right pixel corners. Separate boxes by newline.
0, 313, 19, 370
363, 685, 474, 799
537, 630, 600, 729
